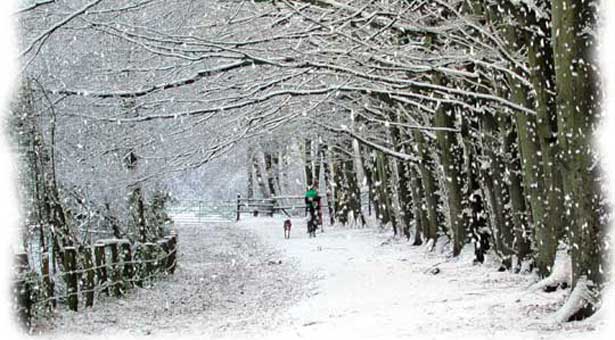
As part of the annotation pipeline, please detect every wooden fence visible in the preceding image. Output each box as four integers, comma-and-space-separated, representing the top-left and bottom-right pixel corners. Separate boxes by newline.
235, 192, 372, 222
235, 194, 315, 220
11, 232, 178, 330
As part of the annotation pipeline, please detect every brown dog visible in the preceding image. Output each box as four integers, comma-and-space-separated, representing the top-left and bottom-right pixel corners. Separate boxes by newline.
283, 219, 292, 239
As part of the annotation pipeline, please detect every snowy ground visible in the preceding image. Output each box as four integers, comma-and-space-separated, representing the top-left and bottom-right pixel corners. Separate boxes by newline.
39, 220, 309, 339
237, 216, 606, 340
40, 215, 608, 340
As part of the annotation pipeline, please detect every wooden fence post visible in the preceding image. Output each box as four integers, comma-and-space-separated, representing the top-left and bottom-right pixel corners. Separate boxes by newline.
109, 241, 122, 297
120, 240, 133, 288
166, 234, 177, 274
157, 239, 169, 273
13, 252, 32, 329
269, 198, 275, 217
82, 247, 96, 307
144, 242, 156, 282
41, 251, 55, 309
236, 193, 241, 221
134, 243, 144, 288
94, 243, 109, 296
63, 247, 78, 311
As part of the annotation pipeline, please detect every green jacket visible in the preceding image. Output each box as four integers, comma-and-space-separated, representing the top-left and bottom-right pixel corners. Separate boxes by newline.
305, 188, 318, 199
305, 188, 319, 210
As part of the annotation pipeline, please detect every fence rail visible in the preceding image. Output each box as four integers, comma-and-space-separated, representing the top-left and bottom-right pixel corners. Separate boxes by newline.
169, 200, 236, 223
235, 194, 333, 220
170, 191, 373, 225
11, 232, 178, 330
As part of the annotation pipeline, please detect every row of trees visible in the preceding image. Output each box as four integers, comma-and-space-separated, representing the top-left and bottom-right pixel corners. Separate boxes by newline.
9, 75, 174, 325
10, 77, 174, 244
243, 0, 609, 321
15, 0, 610, 322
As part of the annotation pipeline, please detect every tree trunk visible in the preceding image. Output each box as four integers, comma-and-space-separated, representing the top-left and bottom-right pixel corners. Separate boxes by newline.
332, 144, 364, 226
332, 153, 346, 225
247, 148, 255, 199
524, 2, 563, 273
480, 112, 513, 260
460, 115, 489, 263
320, 144, 335, 225
304, 138, 314, 187
375, 151, 398, 233
410, 166, 426, 246
252, 151, 268, 198
344, 153, 365, 226
264, 152, 277, 197
395, 156, 413, 240
500, 115, 532, 267
386, 108, 414, 239
510, 79, 553, 277
314, 138, 322, 186
552, 0, 605, 318
434, 99, 465, 255
412, 129, 439, 245
361, 149, 379, 219
272, 152, 281, 195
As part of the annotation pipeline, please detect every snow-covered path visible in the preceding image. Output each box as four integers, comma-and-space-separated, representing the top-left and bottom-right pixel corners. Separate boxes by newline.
237, 216, 604, 340
44, 216, 605, 339
43, 221, 308, 338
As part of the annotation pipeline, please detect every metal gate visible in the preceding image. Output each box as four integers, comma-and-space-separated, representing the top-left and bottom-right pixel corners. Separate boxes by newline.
168, 200, 236, 225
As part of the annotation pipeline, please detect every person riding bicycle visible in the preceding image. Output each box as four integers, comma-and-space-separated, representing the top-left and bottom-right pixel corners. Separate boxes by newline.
304, 182, 321, 238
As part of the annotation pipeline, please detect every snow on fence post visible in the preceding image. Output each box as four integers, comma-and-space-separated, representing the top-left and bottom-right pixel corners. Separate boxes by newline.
41, 251, 56, 309
81, 246, 96, 307
13, 252, 32, 329
236, 193, 241, 221
63, 247, 78, 311
120, 240, 133, 288
108, 241, 122, 297
94, 242, 109, 296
